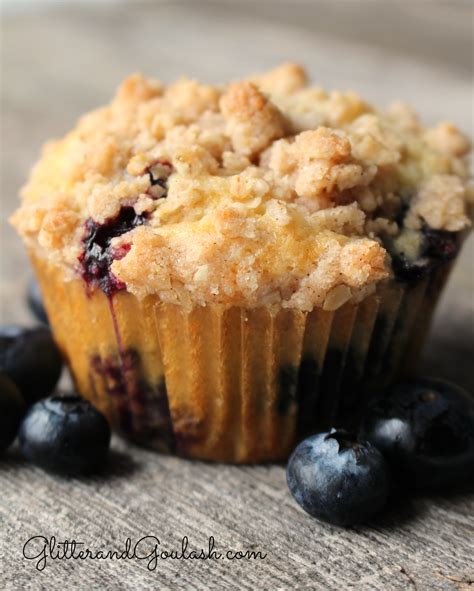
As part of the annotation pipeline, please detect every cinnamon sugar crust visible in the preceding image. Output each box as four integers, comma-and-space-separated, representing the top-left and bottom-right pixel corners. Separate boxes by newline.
11, 63, 472, 310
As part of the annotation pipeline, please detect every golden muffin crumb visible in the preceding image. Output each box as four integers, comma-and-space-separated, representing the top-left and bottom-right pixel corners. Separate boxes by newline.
11, 64, 472, 311
220, 81, 286, 156
250, 62, 308, 95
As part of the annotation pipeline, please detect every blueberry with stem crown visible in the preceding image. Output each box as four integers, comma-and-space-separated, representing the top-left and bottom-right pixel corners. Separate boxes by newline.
287, 429, 390, 525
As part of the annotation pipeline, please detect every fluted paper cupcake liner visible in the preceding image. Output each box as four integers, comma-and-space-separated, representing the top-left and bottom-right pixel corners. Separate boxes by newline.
32, 255, 453, 463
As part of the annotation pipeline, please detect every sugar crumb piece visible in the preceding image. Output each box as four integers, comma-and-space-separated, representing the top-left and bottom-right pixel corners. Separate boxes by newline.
250, 62, 308, 95
406, 174, 470, 232
114, 73, 163, 104
265, 127, 376, 203
340, 239, 389, 287
173, 145, 219, 177
350, 114, 402, 167
424, 122, 471, 157
326, 91, 371, 126
163, 78, 220, 123
308, 203, 366, 235
323, 285, 352, 311
220, 151, 251, 175
365, 217, 398, 237
220, 81, 285, 156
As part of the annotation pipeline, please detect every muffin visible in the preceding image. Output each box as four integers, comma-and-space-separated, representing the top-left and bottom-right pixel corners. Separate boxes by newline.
11, 63, 471, 462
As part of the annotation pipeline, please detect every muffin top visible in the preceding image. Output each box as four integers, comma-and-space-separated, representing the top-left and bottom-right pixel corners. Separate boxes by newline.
11, 63, 472, 311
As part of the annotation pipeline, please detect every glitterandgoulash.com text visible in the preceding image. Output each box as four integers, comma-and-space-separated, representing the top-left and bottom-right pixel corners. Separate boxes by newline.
22, 536, 267, 571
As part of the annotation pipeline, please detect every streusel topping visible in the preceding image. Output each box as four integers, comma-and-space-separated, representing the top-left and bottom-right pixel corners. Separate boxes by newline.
11, 63, 471, 310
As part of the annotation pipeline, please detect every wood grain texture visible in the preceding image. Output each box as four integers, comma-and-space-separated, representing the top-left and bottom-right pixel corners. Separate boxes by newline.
0, 438, 473, 590
1, 2, 473, 589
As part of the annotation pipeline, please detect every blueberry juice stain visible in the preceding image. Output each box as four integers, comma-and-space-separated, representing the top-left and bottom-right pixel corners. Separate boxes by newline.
78, 206, 146, 424
77, 205, 174, 448
90, 349, 174, 450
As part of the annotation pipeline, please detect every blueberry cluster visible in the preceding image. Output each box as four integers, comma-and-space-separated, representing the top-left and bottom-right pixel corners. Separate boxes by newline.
1, 290, 111, 475
287, 379, 474, 526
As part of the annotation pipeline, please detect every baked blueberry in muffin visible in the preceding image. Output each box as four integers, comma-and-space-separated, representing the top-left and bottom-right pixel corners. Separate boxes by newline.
79, 206, 149, 296
11, 63, 471, 462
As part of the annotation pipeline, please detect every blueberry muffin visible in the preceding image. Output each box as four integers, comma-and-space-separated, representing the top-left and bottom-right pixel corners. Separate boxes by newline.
11, 63, 472, 462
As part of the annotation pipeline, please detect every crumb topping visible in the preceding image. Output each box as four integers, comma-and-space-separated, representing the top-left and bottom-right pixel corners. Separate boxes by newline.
11, 63, 472, 310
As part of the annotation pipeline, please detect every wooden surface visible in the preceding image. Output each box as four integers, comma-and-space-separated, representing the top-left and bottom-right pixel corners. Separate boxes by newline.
1, 2, 473, 589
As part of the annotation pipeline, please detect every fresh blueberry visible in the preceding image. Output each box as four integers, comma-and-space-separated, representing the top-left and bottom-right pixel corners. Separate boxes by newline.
0, 325, 62, 405
19, 394, 111, 475
363, 378, 474, 489
27, 277, 48, 324
0, 372, 26, 452
287, 429, 390, 525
